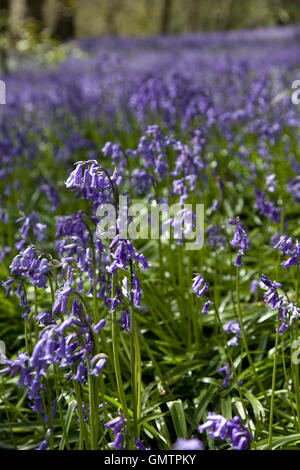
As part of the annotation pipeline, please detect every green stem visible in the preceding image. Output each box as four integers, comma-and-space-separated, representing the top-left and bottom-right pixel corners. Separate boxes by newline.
214, 304, 248, 421
236, 266, 267, 400
281, 336, 297, 430
53, 366, 70, 450
269, 312, 280, 449
294, 268, 300, 431
1, 377, 16, 448
72, 378, 89, 450
111, 274, 129, 421
88, 363, 100, 449
129, 269, 137, 438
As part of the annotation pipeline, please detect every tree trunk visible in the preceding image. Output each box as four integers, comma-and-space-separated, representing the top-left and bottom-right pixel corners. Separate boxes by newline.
187, 0, 199, 32
221, 0, 233, 30
105, 0, 121, 36
0, 0, 10, 73
25, 0, 44, 27
51, 0, 75, 41
0, 0, 10, 10
160, 0, 172, 35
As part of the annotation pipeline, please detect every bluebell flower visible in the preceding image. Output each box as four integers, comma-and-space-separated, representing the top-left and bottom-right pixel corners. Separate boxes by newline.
90, 354, 107, 377
228, 218, 249, 267
254, 188, 281, 224
173, 438, 204, 450
199, 412, 253, 450
135, 439, 150, 450
202, 300, 213, 315
274, 235, 299, 270
219, 364, 232, 388
223, 321, 241, 347
192, 274, 209, 298
260, 274, 300, 333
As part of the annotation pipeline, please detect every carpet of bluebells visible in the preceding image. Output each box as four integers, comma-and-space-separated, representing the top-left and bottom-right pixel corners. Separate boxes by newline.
0, 26, 300, 451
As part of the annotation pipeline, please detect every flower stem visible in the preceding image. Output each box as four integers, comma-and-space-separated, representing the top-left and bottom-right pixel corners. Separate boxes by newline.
72, 378, 89, 450
129, 262, 141, 439
111, 274, 129, 421
214, 303, 249, 421
236, 266, 267, 400
269, 312, 280, 449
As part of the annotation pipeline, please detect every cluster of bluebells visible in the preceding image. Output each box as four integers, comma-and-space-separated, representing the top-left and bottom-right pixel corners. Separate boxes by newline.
198, 413, 253, 450
0, 296, 107, 413
65, 159, 113, 211
105, 415, 126, 450
72, 402, 106, 424
1, 28, 300, 451
286, 176, 300, 204
260, 274, 300, 334
254, 188, 281, 224
206, 224, 227, 251
3, 246, 50, 318
136, 125, 170, 184
274, 234, 300, 270
15, 210, 47, 251
219, 364, 232, 388
107, 235, 151, 312
104, 415, 148, 450
223, 320, 241, 347
55, 211, 105, 297
228, 217, 249, 267
0, 154, 154, 449
192, 274, 213, 314
192, 274, 209, 299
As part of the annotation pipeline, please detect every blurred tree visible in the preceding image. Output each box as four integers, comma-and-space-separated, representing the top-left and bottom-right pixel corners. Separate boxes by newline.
187, 0, 199, 32
7, 0, 300, 42
51, 0, 75, 40
271, 0, 300, 26
1, 0, 10, 10
160, 0, 172, 34
24, 0, 44, 28
104, 0, 121, 35
222, 0, 233, 30
0, 0, 10, 73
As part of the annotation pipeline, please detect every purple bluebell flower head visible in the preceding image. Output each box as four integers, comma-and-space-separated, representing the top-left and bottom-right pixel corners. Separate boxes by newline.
260, 274, 300, 333
135, 439, 150, 450
274, 235, 300, 270
223, 320, 241, 337
121, 309, 131, 332
199, 412, 253, 450
9, 247, 49, 289
192, 274, 209, 298
260, 274, 283, 310
173, 438, 204, 450
93, 319, 106, 334
206, 225, 227, 250
90, 354, 107, 377
219, 364, 232, 388
202, 300, 213, 315
109, 432, 124, 450
254, 189, 281, 224
250, 280, 259, 294
229, 218, 249, 267
104, 415, 125, 434
223, 321, 241, 347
